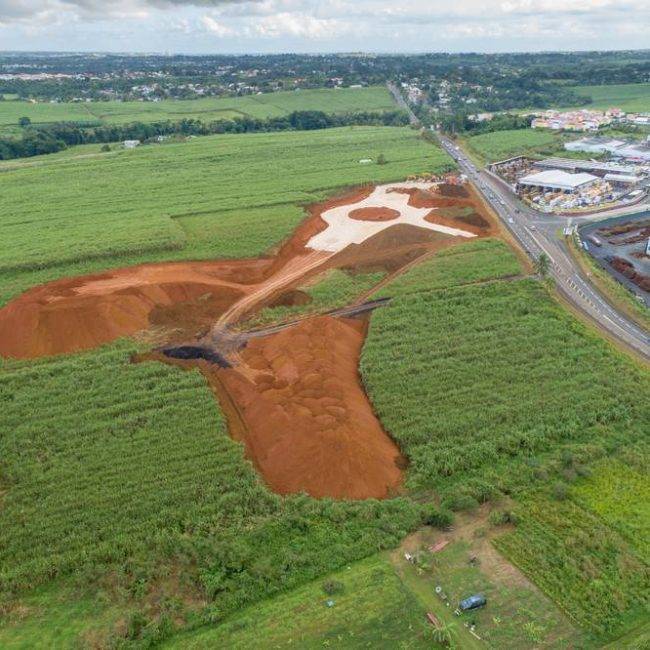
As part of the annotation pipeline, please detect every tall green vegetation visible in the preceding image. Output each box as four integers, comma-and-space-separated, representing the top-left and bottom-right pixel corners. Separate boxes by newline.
0, 342, 425, 644
495, 495, 649, 639
464, 128, 559, 163
362, 242, 649, 499
361, 240, 649, 641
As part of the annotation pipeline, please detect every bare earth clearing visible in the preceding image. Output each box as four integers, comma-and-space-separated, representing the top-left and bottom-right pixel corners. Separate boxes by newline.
0, 181, 497, 499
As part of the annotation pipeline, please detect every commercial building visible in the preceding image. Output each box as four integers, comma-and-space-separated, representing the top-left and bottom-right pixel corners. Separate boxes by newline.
533, 157, 639, 177
603, 174, 641, 188
564, 137, 650, 163
517, 170, 598, 194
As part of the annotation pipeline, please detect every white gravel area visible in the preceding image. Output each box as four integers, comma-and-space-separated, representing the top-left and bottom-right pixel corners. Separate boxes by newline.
307, 182, 476, 252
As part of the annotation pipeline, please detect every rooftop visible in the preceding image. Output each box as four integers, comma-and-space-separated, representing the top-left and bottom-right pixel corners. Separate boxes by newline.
519, 170, 598, 191
535, 158, 638, 175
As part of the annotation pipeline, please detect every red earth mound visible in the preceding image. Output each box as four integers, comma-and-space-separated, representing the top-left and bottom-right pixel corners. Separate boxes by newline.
0, 263, 250, 359
212, 316, 405, 499
349, 207, 400, 222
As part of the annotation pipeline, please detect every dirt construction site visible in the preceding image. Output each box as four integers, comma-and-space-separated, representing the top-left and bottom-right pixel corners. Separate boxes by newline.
0, 180, 500, 500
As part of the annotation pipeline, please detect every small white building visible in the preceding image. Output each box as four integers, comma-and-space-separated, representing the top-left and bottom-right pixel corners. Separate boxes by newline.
518, 170, 599, 194
123, 140, 141, 149
603, 173, 641, 188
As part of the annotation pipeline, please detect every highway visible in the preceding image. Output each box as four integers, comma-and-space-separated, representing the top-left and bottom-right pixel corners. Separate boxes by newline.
436, 133, 650, 360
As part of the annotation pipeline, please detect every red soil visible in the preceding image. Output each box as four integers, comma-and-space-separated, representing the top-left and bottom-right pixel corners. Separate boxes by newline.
424, 210, 486, 237
391, 185, 496, 237
0, 263, 250, 359
349, 207, 400, 222
0, 187, 375, 361
212, 316, 405, 499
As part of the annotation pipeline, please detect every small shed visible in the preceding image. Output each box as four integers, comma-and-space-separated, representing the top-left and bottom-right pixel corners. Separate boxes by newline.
123, 140, 141, 149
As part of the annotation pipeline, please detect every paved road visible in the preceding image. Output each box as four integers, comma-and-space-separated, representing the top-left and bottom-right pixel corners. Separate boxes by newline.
387, 82, 420, 125
436, 134, 650, 360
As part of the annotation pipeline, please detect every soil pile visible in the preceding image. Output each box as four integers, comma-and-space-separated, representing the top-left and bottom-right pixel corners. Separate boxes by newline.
349, 207, 400, 222
213, 316, 405, 499
0, 263, 248, 359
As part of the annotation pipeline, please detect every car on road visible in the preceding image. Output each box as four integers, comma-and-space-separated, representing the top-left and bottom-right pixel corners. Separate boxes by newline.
508, 217, 514, 224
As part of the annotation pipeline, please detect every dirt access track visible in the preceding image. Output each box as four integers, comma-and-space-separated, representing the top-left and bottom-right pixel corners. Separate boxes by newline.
0, 181, 498, 500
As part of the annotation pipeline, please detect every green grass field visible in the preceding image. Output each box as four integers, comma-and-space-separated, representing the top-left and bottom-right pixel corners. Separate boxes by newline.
0, 87, 397, 130
495, 494, 649, 641
568, 83, 650, 112
403, 538, 585, 649
463, 128, 560, 164
0, 126, 453, 306
164, 555, 434, 649
571, 461, 649, 559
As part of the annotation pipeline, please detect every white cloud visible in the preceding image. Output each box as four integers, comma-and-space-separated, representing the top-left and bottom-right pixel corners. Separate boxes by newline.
250, 12, 345, 38
200, 14, 234, 35
0, 0, 649, 51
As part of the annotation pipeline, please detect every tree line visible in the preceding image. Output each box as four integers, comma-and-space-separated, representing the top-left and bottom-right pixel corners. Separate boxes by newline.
0, 109, 409, 161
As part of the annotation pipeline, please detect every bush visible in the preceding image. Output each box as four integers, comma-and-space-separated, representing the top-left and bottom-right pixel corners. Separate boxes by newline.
322, 580, 345, 596
421, 506, 453, 529
552, 482, 568, 501
444, 494, 479, 512
489, 510, 519, 526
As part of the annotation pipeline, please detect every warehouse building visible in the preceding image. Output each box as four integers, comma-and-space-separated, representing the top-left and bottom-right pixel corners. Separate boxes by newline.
564, 137, 650, 163
533, 158, 638, 178
603, 173, 642, 188
517, 170, 599, 194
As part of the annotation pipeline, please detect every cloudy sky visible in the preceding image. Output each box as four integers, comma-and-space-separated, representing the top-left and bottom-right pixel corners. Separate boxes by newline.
0, 0, 648, 53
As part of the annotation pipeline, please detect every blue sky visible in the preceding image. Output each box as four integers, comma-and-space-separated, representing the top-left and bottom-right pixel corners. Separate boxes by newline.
0, 0, 648, 54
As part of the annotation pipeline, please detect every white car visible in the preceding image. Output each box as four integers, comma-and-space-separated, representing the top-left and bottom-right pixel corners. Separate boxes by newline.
508, 217, 514, 224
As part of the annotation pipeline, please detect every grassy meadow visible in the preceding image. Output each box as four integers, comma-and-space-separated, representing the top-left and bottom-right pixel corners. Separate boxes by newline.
568, 83, 650, 112
0, 87, 396, 132
0, 126, 453, 305
463, 128, 561, 164
164, 555, 434, 649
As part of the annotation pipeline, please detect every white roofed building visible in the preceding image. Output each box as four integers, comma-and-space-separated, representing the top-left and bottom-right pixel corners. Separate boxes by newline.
517, 170, 599, 193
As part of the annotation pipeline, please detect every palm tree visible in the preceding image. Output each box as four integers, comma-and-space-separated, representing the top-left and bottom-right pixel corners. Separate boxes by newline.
535, 253, 550, 278
432, 620, 457, 647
